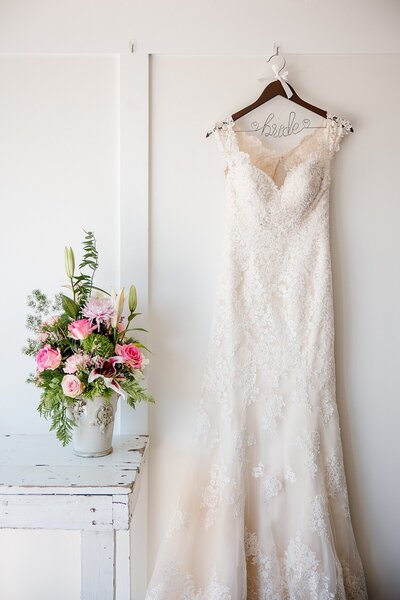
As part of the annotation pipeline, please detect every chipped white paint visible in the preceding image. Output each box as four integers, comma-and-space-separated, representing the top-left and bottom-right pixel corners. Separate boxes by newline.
0, 434, 149, 599
112, 494, 130, 530
0, 434, 148, 494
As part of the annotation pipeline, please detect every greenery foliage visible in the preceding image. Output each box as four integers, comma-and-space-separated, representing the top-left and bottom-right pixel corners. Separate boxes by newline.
81, 334, 114, 358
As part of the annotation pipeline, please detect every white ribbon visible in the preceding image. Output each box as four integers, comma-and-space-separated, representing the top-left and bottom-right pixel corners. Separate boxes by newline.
258, 64, 293, 99
271, 64, 293, 98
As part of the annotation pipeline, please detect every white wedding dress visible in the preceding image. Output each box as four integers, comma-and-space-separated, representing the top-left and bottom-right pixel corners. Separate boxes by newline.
146, 114, 368, 599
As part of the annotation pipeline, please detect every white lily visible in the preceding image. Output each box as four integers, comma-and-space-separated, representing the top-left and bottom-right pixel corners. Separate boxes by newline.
64, 247, 75, 278
112, 287, 125, 328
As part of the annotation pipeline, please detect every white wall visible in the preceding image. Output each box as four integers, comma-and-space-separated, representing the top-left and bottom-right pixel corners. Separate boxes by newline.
0, 54, 120, 433
0, 54, 120, 600
0, 0, 398, 54
0, 1, 399, 599
148, 54, 400, 600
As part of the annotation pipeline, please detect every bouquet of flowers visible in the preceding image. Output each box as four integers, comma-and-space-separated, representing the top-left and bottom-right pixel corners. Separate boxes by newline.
23, 231, 153, 445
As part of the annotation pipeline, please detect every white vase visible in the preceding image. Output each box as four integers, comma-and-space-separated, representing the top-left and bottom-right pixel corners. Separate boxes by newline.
70, 394, 118, 457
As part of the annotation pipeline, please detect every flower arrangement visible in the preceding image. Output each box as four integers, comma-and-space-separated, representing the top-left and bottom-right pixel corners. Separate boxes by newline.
23, 231, 154, 445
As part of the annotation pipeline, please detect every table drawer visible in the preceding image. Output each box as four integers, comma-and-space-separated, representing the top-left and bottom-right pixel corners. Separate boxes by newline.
0, 494, 113, 530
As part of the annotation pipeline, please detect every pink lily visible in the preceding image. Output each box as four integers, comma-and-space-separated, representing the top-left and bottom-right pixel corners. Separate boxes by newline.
88, 356, 127, 401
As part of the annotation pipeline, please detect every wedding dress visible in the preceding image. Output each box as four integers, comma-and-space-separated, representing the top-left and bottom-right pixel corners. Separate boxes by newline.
146, 114, 368, 599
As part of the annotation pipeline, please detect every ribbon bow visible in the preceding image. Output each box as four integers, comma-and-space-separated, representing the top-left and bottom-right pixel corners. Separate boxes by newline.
258, 64, 293, 99
271, 64, 293, 99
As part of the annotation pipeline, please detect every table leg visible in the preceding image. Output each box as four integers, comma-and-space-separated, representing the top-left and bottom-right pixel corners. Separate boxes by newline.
115, 530, 131, 600
81, 530, 115, 600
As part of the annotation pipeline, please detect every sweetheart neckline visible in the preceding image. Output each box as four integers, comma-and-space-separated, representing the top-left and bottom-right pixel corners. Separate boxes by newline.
238, 149, 326, 195
225, 115, 330, 193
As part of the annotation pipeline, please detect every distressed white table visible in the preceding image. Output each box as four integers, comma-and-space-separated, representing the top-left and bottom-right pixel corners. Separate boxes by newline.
0, 434, 149, 600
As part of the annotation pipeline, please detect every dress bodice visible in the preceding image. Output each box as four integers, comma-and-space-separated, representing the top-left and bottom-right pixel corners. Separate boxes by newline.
210, 114, 352, 236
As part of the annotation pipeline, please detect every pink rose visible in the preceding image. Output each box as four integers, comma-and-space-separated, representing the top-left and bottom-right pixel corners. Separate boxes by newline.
68, 319, 95, 340
63, 353, 91, 374
35, 344, 62, 372
61, 375, 85, 398
115, 343, 143, 369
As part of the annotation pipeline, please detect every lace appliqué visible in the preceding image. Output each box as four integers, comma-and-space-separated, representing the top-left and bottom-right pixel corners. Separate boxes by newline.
284, 533, 334, 600
295, 431, 321, 479
310, 495, 329, 539
206, 119, 232, 138
284, 465, 297, 483
262, 474, 283, 503
326, 113, 353, 155
202, 353, 234, 424
320, 394, 335, 424
165, 504, 187, 539
193, 402, 220, 450
326, 452, 347, 499
251, 464, 283, 501
235, 428, 257, 465
245, 530, 283, 598
325, 452, 351, 518
200, 462, 241, 528
246, 530, 338, 600
341, 559, 369, 600
262, 393, 285, 435
147, 563, 232, 600
252, 462, 264, 479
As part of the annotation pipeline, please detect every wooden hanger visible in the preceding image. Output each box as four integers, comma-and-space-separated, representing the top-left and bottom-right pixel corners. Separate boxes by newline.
208, 50, 354, 136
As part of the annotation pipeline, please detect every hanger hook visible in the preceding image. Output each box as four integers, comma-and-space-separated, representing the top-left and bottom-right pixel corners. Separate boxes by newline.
267, 44, 286, 75
266, 48, 286, 75
266, 45, 279, 61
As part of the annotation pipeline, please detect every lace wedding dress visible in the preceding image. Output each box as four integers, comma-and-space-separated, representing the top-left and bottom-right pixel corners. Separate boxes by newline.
146, 114, 368, 599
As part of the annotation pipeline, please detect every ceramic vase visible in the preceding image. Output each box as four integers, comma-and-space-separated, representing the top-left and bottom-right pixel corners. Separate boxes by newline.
70, 394, 118, 457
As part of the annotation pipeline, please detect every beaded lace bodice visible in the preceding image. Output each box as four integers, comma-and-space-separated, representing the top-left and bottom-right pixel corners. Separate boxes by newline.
146, 114, 368, 600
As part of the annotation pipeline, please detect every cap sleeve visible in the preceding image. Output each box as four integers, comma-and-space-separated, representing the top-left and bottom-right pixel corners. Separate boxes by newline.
207, 118, 235, 173
327, 113, 353, 156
